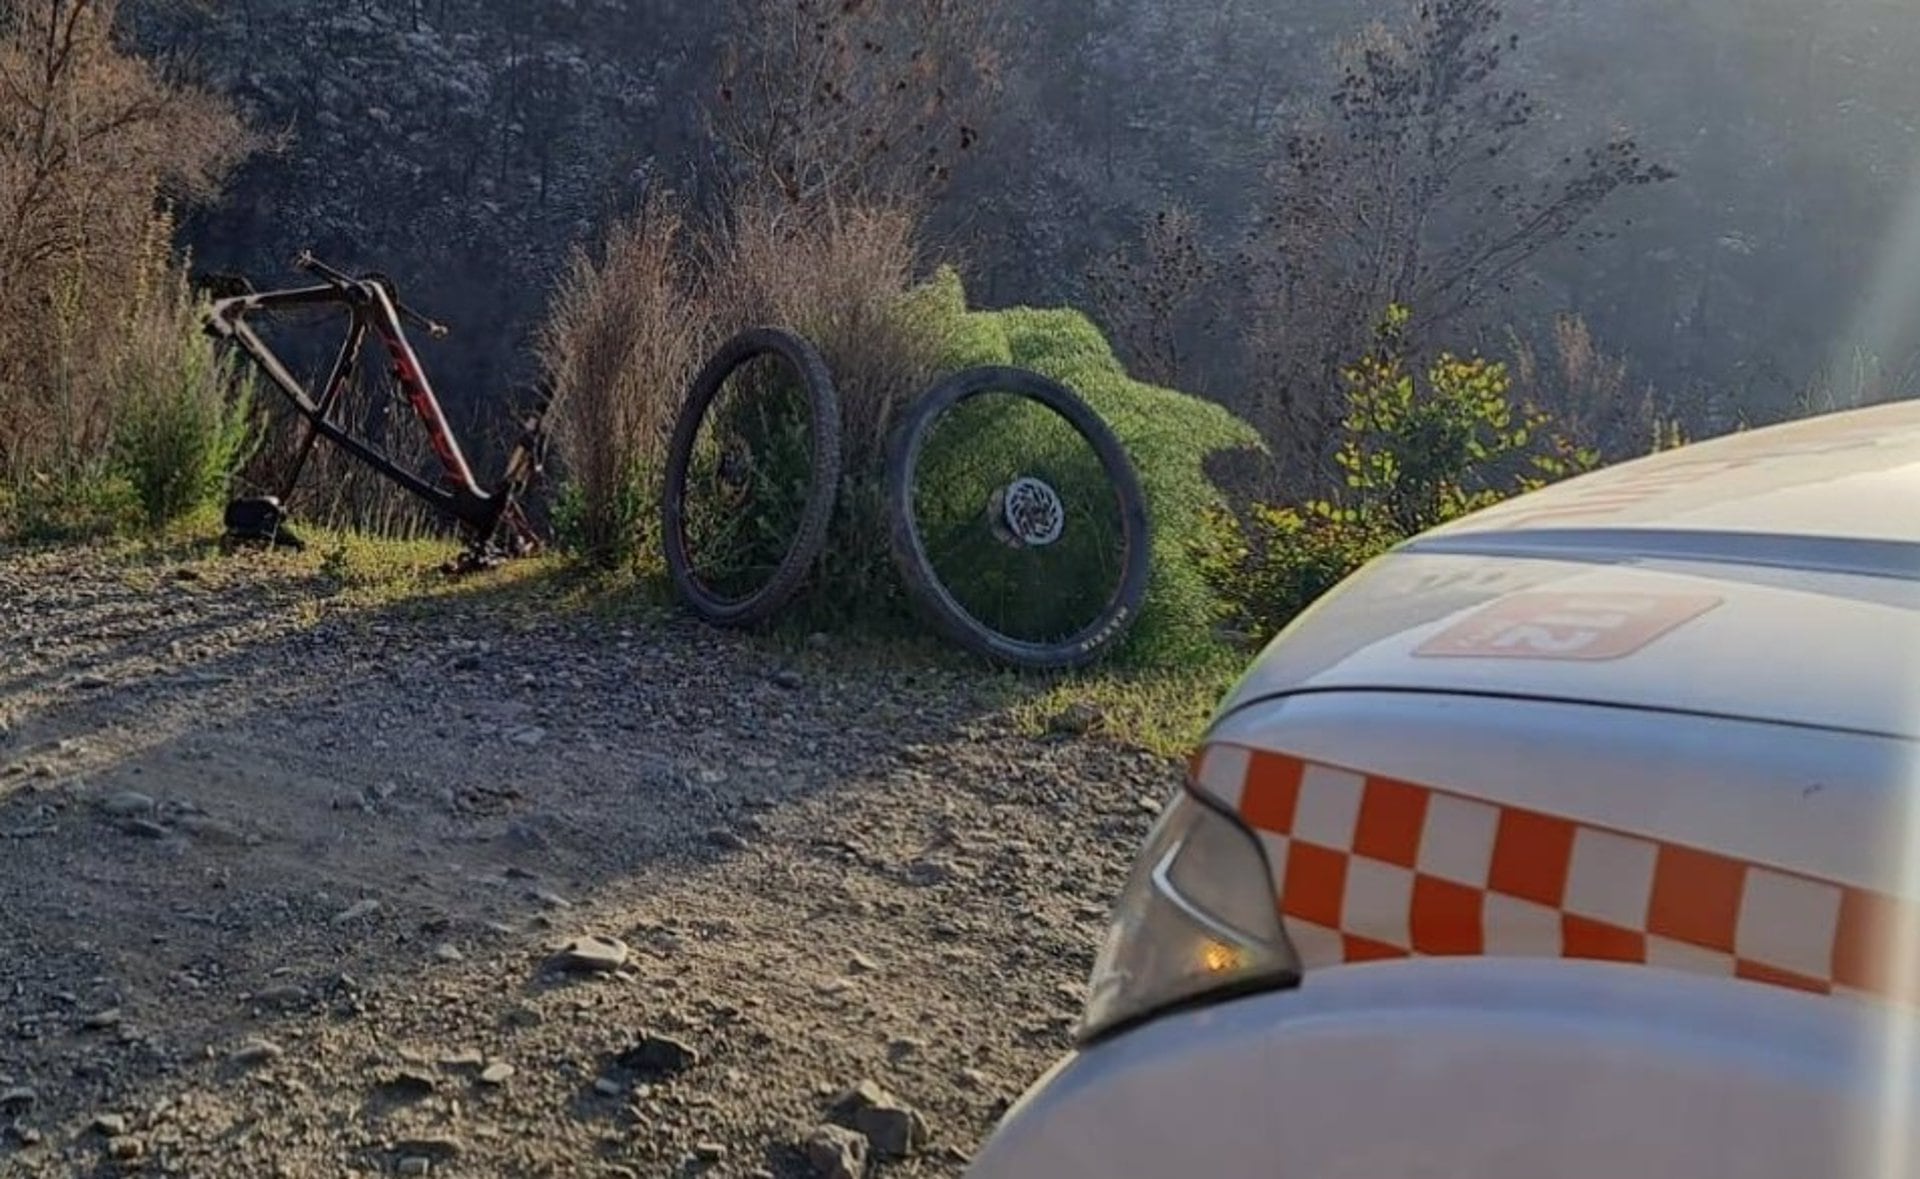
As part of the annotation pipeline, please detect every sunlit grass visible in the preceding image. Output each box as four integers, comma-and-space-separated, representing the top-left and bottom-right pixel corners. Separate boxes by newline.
1000, 652, 1242, 759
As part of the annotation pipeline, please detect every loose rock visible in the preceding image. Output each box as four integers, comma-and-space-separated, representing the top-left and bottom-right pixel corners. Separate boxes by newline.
98, 791, 155, 818
804, 1124, 869, 1179
229, 1038, 284, 1067
393, 1135, 463, 1161
829, 1080, 930, 1159
553, 934, 629, 974
617, 1032, 698, 1077
478, 1062, 515, 1086
705, 827, 749, 852
332, 899, 381, 925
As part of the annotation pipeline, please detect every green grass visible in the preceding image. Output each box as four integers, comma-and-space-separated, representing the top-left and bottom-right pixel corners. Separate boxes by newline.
1001, 652, 1243, 759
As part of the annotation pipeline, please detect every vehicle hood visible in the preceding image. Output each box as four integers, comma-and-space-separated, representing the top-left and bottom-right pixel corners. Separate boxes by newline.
1215, 400, 1920, 738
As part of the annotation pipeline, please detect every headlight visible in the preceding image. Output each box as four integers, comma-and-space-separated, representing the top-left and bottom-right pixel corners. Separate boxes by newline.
1079, 787, 1299, 1044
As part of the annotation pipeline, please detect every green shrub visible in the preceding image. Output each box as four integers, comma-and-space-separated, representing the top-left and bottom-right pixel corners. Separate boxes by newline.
4, 466, 141, 543
110, 291, 257, 532
1202, 304, 1598, 643
551, 469, 655, 569
910, 270, 1265, 667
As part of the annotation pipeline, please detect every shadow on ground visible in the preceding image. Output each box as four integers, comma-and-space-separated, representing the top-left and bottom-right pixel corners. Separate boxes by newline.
0, 541, 1172, 1177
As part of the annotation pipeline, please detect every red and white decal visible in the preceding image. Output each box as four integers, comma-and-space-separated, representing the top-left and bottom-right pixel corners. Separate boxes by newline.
1195, 744, 1916, 1007
1414, 591, 1722, 661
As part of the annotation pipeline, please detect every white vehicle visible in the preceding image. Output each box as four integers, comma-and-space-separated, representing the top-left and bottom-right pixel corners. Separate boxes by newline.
970, 400, 1920, 1179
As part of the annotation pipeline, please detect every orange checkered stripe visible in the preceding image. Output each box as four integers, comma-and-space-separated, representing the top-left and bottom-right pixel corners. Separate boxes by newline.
1195, 744, 1916, 1005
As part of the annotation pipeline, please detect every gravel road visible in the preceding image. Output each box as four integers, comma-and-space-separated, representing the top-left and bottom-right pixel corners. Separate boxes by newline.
0, 543, 1176, 1178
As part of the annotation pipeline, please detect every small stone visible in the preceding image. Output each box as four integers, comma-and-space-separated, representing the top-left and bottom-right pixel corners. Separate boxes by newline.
1136, 795, 1165, 816
958, 1068, 995, 1091
378, 1069, 438, 1097
693, 1141, 727, 1162
0, 1087, 33, 1113
554, 935, 628, 974
108, 1136, 145, 1160
13, 1124, 41, 1146
592, 1077, 624, 1098
503, 820, 550, 852
511, 727, 547, 748
528, 887, 572, 910
617, 1032, 698, 1077
830, 1080, 930, 1158
393, 1135, 463, 1161
438, 1049, 486, 1072
98, 791, 155, 818
81, 1009, 121, 1030
1047, 701, 1104, 736
478, 1062, 515, 1086
705, 827, 749, 852
502, 1006, 543, 1029
332, 899, 381, 925
124, 819, 171, 839
886, 1037, 920, 1061
251, 985, 307, 1009
93, 1114, 128, 1137
433, 943, 465, 963
229, 1038, 284, 1067
804, 1124, 869, 1179
848, 952, 880, 974
771, 669, 804, 690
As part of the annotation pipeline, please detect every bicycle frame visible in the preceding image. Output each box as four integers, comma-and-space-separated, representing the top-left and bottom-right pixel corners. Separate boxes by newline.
203, 254, 545, 558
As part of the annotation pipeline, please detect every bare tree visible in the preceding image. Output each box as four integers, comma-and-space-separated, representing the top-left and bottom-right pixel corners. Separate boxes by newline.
1087, 204, 1218, 389
1245, 0, 1673, 475
0, 0, 253, 481
709, 0, 1003, 209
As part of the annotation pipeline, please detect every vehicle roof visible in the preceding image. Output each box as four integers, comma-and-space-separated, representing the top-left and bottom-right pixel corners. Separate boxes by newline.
1215, 400, 1920, 738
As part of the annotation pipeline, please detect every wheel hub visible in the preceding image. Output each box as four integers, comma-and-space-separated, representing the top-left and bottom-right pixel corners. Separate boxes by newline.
995, 476, 1065, 548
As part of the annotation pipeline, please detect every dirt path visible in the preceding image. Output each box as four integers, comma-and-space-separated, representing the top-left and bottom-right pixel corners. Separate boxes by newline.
0, 544, 1174, 1178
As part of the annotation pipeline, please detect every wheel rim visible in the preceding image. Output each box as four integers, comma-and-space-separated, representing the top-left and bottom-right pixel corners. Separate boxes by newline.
676, 350, 823, 608
904, 386, 1133, 650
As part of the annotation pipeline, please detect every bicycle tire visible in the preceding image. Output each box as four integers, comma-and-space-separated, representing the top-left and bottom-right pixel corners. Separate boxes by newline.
885, 366, 1152, 670
661, 327, 843, 627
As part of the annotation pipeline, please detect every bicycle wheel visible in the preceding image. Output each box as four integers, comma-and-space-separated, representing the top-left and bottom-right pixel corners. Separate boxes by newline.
661, 327, 843, 627
885, 366, 1151, 670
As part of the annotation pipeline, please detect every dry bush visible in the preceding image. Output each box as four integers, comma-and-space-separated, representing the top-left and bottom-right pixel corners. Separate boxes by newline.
0, 0, 253, 492
1512, 313, 1675, 459
702, 196, 942, 475
1088, 204, 1219, 391
538, 192, 710, 564
711, 0, 1003, 208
